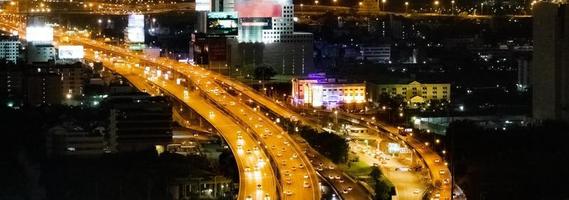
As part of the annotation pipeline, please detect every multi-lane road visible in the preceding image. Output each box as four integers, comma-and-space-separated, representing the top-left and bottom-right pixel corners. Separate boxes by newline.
0, 17, 322, 199
85, 49, 278, 200
337, 112, 453, 200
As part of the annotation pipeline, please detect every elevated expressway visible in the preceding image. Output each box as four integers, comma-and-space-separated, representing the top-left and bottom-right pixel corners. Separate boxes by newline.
0, 18, 320, 200
85, 49, 277, 200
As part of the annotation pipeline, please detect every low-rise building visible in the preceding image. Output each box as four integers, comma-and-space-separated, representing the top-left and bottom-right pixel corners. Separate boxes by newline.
46, 125, 105, 157
292, 74, 366, 108
104, 93, 173, 152
359, 45, 391, 63
370, 81, 451, 105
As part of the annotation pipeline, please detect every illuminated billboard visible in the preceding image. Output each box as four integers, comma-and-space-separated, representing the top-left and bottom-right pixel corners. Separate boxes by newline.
126, 27, 145, 43
128, 14, 144, 28
235, 0, 282, 18
388, 143, 401, 154
207, 12, 238, 35
26, 26, 53, 43
58, 45, 84, 59
196, 0, 211, 11
239, 17, 272, 29
126, 14, 145, 43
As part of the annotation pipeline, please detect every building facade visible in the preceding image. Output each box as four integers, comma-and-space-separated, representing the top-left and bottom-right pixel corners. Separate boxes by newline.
232, 0, 314, 75
105, 94, 173, 152
0, 35, 20, 64
27, 43, 56, 64
46, 125, 105, 157
532, 2, 569, 122
25, 71, 62, 105
292, 76, 366, 108
359, 45, 391, 63
370, 81, 451, 104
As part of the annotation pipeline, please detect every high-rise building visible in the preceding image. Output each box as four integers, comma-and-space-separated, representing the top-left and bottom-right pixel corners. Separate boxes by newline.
0, 63, 24, 107
232, 0, 314, 75
532, 2, 569, 122
0, 34, 20, 64
27, 44, 56, 64
25, 70, 62, 105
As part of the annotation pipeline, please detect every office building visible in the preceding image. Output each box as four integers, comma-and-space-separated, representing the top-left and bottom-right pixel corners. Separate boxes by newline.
532, 2, 569, 122
292, 74, 366, 108
0, 34, 20, 64
369, 81, 451, 105
104, 93, 172, 152
231, 0, 314, 75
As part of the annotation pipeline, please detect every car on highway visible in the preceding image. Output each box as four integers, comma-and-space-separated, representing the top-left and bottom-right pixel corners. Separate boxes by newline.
246, 195, 253, 200
285, 191, 293, 196
335, 175, 341, 180
439, 170, 446, 175
299, 164, 304, 169
328, 165, 335, 170
414, 189, 421, 195
342, 189, 349, 194
257, 184, 262, 191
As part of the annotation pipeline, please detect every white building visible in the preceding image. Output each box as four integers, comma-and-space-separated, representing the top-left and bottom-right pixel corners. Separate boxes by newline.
233, 0, 314, 75
360, 45, 391, 63
292, 77, 366, 108
0, 35, 20, 64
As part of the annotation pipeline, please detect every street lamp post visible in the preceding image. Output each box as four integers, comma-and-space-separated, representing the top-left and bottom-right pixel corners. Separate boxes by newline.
451, 0, 455, 15
434, 0, 440, 14
405, 2, 409, 13
381, 0, 387, 12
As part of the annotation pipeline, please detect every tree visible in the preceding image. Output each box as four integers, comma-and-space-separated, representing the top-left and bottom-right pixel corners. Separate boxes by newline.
370, 166, 382, 180
253, 65, 276, 80
374, 179, 392, 200
370, 166, 393, 200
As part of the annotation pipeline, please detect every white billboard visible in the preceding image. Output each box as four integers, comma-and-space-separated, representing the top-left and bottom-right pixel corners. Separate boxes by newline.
128, 14, 144, 28
196, 0, 211, 11
126, 27, 145, 43
58, 45, 84, 59
26, 26, 53, 43
388, 143, 401, 154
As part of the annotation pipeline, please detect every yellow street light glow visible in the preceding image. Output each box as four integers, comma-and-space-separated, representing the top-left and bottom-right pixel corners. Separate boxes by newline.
434, 0, 440, 6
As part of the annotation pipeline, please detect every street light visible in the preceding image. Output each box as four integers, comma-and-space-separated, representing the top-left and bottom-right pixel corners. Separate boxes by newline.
433, 0, 440, 14
381, 0, 387, 11
451, 0, 455, 14
405, 1, 409, 13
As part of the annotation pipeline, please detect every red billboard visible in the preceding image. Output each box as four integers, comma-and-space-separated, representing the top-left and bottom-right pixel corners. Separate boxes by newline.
235, 0, 282, 18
